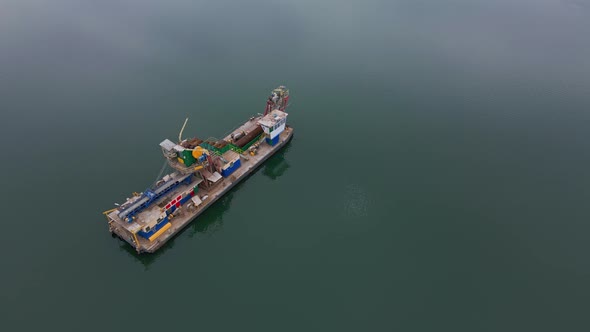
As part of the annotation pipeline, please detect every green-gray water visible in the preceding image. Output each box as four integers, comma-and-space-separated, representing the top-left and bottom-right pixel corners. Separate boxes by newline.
1, 0, 589, 330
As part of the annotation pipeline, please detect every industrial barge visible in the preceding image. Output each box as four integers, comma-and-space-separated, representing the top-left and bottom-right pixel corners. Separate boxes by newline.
103, 86, 293, 253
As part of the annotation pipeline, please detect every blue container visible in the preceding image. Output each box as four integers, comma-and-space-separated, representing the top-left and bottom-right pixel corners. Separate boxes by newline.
221, 158, 241, 177
180, 194, 192, 205
266, 136, 280, 146
137, 219, 170, 239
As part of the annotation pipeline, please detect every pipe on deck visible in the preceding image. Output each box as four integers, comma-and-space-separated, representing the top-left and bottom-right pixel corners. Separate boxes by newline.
234, 126, 263, 148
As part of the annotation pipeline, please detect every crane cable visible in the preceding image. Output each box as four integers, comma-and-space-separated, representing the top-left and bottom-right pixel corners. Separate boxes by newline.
152, 160, 169, 187
178, 117, 189, 143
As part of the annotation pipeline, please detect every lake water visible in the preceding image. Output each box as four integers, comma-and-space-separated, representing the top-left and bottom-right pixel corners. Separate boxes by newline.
1, 0, 589, 330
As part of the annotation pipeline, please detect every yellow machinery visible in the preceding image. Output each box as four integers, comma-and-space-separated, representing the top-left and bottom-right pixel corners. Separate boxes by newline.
192, 146, 209, 159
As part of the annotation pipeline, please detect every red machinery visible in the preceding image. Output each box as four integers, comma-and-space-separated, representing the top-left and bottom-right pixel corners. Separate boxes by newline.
264, 86, 290, 116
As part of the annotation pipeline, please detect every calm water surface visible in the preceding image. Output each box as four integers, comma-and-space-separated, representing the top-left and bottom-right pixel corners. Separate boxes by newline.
1, 0, 589, 330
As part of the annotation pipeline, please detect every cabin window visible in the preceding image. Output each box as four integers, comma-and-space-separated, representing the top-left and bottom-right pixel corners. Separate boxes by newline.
145, 226, 152, 233
157, 217, 164, 224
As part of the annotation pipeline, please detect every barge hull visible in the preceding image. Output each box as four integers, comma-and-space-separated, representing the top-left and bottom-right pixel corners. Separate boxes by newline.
108, 127, 293, 253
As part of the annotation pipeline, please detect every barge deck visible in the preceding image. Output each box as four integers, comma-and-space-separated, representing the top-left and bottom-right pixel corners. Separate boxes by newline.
107, 128, 292, 253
